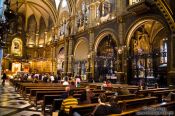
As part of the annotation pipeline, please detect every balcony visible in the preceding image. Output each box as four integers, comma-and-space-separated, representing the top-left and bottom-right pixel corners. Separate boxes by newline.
127, 0, 153, 15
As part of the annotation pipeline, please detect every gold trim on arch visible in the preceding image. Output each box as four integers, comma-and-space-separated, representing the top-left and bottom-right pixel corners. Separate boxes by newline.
94, 31, 118, 54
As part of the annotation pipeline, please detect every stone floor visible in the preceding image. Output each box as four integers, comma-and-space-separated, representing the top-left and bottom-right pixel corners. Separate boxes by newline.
0, 80, 43, 116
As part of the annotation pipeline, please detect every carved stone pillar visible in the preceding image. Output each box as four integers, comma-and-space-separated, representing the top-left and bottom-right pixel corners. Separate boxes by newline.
116, 0, 126, 16
54, 27, 58, 41
68, 37, 73, 74
167, 34, 175, 88
64, 38, 69, 75
117, 15, 125, 72
89, 4, 96, 27
44, 32, 47, 45
89, 29, 95, 78
35, 32, 39, 47
51, 27, 55, 41
52, 45, 57, 75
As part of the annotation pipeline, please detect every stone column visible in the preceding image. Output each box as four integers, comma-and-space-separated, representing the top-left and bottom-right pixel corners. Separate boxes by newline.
89, 3, 96, 27
53, 45, 57, 75
116, 0, 127, 16
64, 38, 69, 75
68, 37, 73, 74
89, 28, 95, 79
167, 34, 175, 88
35, 32, 39, 47
116, 0, 127, 83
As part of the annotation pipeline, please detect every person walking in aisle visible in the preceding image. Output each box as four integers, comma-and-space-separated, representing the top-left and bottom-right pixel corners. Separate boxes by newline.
1, 72, 7, 86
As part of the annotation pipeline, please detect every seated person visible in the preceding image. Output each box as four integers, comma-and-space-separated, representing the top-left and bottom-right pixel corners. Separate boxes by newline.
109, 95, 123, 114
61, 86, 70, 99
43, 75, 48, 82
92, 94, 111, 116
69, 81, 76, 90
103, 81, 107, 87
60, 90, 78, 115
106, 80, 112, 87
101, 81, 107, 90
80, 86, 95, 104
91, 94, 123, 116
154, 83, 159, 88
63, 77, 69, 86
118, 87, 130, 95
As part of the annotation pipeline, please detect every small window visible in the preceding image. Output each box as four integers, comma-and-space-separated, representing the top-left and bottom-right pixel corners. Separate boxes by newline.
129, 0, 141, 5
102, 1, 110, 16
160, 38, 167, 63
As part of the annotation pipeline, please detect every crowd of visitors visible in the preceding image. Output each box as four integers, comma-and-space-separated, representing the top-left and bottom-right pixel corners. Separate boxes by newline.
12, 72, 83, 87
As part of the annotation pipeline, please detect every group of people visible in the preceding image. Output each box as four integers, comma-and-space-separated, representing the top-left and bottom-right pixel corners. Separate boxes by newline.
13, 72, 61, 83
12, 72, 82, 86
59, 86, 124, 116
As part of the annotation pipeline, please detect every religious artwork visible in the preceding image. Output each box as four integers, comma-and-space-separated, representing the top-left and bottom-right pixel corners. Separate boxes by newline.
57, 48, 64, 71
12, 62, 21, 73
11, 38, 23, 57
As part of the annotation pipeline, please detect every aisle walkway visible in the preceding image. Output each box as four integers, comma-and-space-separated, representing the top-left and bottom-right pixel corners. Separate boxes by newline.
0, 80, 43, 116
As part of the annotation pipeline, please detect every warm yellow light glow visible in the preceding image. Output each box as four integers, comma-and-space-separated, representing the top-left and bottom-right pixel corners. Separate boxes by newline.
39, 44, 43, 47
12, 62, 21, 73
29, 61, 32, 64
28, 45, 34, 48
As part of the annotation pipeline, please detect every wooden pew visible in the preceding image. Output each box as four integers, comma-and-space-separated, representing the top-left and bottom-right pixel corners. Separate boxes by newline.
69, 97, 157, 116
29, 88, 65, 101
19, 83, 63, 94
34, 91, 65, 107
23, 86, 64, 97
42, 95, 62, 115
150, 89, 175, 102
52, 99, 63, 113
108, 101, 175, 116
137, 88, 170, 96
91, 94, 136, 103
42, 94, 82, 115
14, 81, 33, 91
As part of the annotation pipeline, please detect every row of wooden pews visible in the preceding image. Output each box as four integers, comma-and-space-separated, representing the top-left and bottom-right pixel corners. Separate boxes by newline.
11, 81, 175, 116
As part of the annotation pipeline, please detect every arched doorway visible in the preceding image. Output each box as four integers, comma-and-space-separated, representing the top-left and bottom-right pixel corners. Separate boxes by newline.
57, 47, 64, 74
126, 19, 168, 87
74, 39, 88, 79
95, 34, 118, 82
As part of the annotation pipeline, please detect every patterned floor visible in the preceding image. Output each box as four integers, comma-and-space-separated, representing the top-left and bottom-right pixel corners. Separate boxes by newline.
0, 80, 44, 116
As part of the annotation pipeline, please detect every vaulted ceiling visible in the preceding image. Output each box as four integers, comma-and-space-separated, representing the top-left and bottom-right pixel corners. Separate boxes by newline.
9, 0, 76, 30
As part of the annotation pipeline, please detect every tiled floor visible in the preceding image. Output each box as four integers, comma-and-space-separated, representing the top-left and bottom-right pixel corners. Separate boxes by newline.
0, 80, 43, 116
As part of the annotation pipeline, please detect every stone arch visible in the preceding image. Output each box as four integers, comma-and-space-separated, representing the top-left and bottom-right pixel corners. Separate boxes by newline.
94, 29, 119, 54
125, 16, 170, 85
74, 37, 89, 61
125, 15, 170, 47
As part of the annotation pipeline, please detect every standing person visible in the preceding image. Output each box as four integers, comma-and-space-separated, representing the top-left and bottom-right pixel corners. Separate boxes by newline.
1, 72, 7, 86
75, 75, 81, 87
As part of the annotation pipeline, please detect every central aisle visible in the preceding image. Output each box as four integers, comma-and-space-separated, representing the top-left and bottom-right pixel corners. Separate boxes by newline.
0, 80, 43, 116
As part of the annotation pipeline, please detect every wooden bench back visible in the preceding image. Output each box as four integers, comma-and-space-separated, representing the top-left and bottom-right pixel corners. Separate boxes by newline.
68, 97, 157, 116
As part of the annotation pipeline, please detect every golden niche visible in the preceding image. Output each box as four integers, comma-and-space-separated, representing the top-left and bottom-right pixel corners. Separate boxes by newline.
11, 38, 23, 57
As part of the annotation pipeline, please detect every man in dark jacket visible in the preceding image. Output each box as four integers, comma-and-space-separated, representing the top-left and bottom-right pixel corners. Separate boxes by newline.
1, 72, 7, 86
